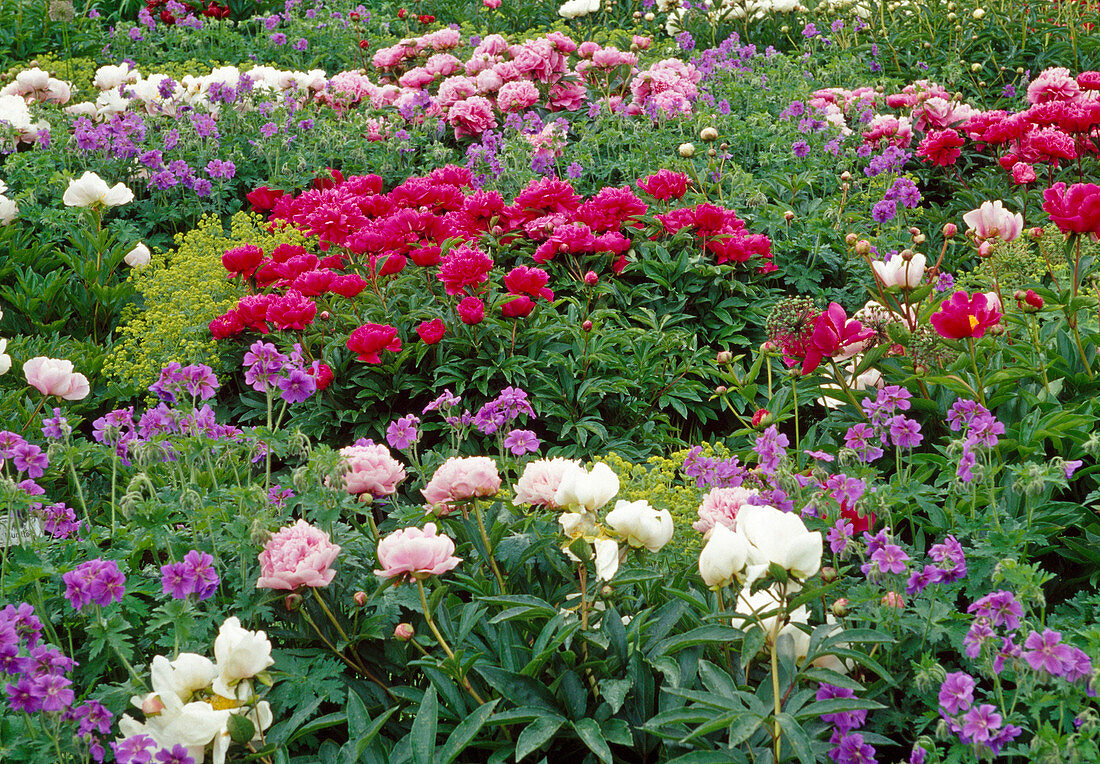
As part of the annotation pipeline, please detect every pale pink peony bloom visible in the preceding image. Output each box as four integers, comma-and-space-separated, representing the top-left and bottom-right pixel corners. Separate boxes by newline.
497, 80, 540, 112
256, 519, 341, 590
693, 487, 757, 537
512, 457, 581, 508
338, 443, 406, 500
422, 456, 501, 514
23, 356, 90, 400
375, 523, 461, 581
962, 200, 1024, 242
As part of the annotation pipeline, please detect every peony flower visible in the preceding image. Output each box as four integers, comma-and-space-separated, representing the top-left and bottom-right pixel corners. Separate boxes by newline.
0, 338, 10, 376
735, 583, 811, 661
872, 253, 926, 289
800, 303, 875, 375
594, 537, 620, 581
512, 457, 581, 508
346, 323, 401, 364
148, 653, 217, 704
421, 456, 501, 513
1042, 182, 1100, 236
930, 290, 1002, 339
693, 486, 757, 537
962, 200, 1023, 242
698, 524, 752, 590
124, 242, 151, 268
338, 443, 405, 499
256, 519, 341, 590
417, 318, 446, 344
605, 499, 674, 552
735, 504, 823, 582
375, 523, 462, 581
63, 171, 134, 208
0, 193, 18, 225
553, 462, 619, 513
23, 356, 90, 400
212, 616, 274, 698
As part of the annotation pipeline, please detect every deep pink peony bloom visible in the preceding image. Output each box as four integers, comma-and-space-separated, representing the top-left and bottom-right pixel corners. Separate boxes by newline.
267, 289, 317, 330
23, 357, 90, 400
930, 291, 1002, 339
636, 170, 690, 201
457, 296, 485, 324
916, 128, 965, 166
338, 443, 406, 499
347, 323, 401, 363
422, 456, 501, 514
256, 519, 341, 590
417, 318, 447, 344
1042, 182, 1100, 236
800, 303, 875, 375
375, 523, 462, 581
438, 243, 493, 296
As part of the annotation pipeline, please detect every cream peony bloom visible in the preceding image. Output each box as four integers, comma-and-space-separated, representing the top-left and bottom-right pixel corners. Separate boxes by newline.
63, 171, 134, 208
124, 241, 151, 268
593, 538, 620, 582
735, 583, 811, 662
735, 504, 823, 582
553, 462, 619, 513
872, 252, 926, 289
698, 523, 753, 590
212, 617, 274, 698
605, 499, 674, 552
0, 338, 10, 376
0, 194, 16, 225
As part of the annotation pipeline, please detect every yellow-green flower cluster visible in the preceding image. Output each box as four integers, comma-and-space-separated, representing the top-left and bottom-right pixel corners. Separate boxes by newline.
103, 212, 308, 392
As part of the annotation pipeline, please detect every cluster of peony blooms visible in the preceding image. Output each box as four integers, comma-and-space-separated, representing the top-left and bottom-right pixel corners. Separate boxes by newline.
662, 0, 801, 34
513, 458, 674, 581
114, 617, 274, 764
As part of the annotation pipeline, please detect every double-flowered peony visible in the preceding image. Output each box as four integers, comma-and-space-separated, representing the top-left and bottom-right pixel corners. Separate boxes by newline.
1042, 182, 1100, 236
512, 457, 580, 508
553, 462, 620, 513
256, 519, 341, 590
605, 499, 674, 552
23, 356, 90, 400
375, 523, 462, 581
421, 456, 501, 513
338, 443, 405, 500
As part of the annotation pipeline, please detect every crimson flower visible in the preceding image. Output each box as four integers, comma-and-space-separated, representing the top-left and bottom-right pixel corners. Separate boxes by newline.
1041, 182, 1100, 236
800, 303, 875, 375
347, 324, 401, 364
929, 291, 1002, 339
917, 129, 965, 166
417, 319, 446, 344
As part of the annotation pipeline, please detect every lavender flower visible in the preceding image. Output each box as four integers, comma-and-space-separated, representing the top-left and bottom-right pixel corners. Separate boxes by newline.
62, 559, 126, 611
503, 429, 540, 456
386, 415, 420, 450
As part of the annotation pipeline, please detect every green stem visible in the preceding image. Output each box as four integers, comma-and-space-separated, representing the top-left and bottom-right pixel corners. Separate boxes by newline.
472, 500, 506, 593
417, 579, 487, 705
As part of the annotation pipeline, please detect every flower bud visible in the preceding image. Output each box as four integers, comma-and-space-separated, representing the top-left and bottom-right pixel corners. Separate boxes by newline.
700, 127, 718, 141
284, 593, 302, 611
844, 233, 858, 246
970, 62, 982, 73
678, 142, 695, 158
840, 171, 851, 182
1013, 289, 1026, 301
320, 310, 331, 320
832, 597, 849, 616
1024, 289, 1044, 310
1029, 226, 1043, 240
978, 240, 993, 258
881, 591, 905, 608
820, 565, 837, 582
353, 591, 368, 606
913, 233, 926, 244
582, 320, 593, 332
359, 39, 369, 50
784, 210, 795, 222
644, 11, 654, 20
900, 248, 914, 261
715, 385, 728, 394
601, 585, 613, 597
716, 350, 733, 364
394, 623, 415, 641
943, 222, 957, 237
632, 10, 641, 18
854, 239, 871, 255
751, 408, 770, 428
972, 7, 985, 18
584, 270, 598, 285
707, 148, 717, 157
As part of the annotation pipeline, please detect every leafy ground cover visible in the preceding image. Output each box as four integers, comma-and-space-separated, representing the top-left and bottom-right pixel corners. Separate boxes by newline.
2, 0, 1100, 761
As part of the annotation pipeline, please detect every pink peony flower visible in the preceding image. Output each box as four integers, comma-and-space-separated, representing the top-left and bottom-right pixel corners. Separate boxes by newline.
347, 323, 401, 364
256, 519, 341, 590
692, 487, 757, 537
338, 443, 406, 499
23, 357, 90, 400
962, 200, 1024, 243
422, 456, 501, 514
375, 523, 462, 581
446, 96, 498, 138
497, 80, 540, 112
512, 457, 580, 508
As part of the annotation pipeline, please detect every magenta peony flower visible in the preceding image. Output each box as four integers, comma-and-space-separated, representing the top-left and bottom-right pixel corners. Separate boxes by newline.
256, 519, 341, 590
375, 523, 462, 581
338, 443, 406, 499
421, 456, 501, 514
1042, 182, 1100, 236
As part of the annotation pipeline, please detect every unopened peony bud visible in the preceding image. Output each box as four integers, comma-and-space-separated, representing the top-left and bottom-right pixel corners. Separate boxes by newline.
914, 233, 926, 244
284, 593, 302, 611
584, 270, 598, 285
900, 248, 914, 261
700, 127, 718, 141
320, 310, 330, 320
644, 11, 654, 20
943, 222, 957, 237
678, 142, 695, 158
582, 320, 593, 332
840, 171, 852, 182
1024, 289, 1044, 310
909, 227, 920, 236
784, 210, 795, 222
359, 39, 369, 50
715, 385, 727, 394
1029, 227, 1043, 240
820, 566, 837, 582
970, 62, 982, 72
978, 240, 993, 258
601, 585, 613, 597
490, 225, 503, 236
751, 408, 771, 427
1013, 289, 1026, 301
832, 598, 849, 616
845, 233, 858, 246
353, 591, 368, 606
632, 10, 641, 18
881, 591, 905, 608
716, 350, 733, 363
394, 623, 415, 641
972, 7, 985, 18
855, 239, 871, 255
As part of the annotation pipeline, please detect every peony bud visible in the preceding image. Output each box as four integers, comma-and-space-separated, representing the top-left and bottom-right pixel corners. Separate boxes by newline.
284, 593, 302, 611
353, 591, 368, 606
716, 350, 733, 364
601, 585, 613, 597
320, 310, 330, 320
582, 320, 593, 332
972, 7, 985, 18
855, 239, 871, 255
124, 242, 151, 268
584, 270, 598, 285
678, 142, 695, 158
1024, 289, 1044, 310
784, 210, 795, 222
715, 385, 727, 394
840, 171, 851, 182
943, 222, 957, 237
844, 233, 858, 246
914, 233, 926, 244
700, 127, 718, 142
900, 248, 914, 261
644, 11, 654, 20
394, 623, 415, 641
832, 598, 849, 616
820, 565, 837, 582
751, 408, 770, 428
1029, 227, 1043, 240
359, 39, 369, 50
978, 240, 993, 258
707, 148, 717, 157
881, 591, 905, 608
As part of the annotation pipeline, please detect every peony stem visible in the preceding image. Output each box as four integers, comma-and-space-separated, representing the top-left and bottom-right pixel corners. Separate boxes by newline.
768, 599, 785, 763
472, 500, 506, 593
416, 579, 487, 705
714, 588, 736, 678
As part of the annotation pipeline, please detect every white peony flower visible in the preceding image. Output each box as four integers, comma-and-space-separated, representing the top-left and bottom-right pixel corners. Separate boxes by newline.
124, 242, 151, 268
0, 338, 10, 376
558, 0, 600, 17
698, 523, 754, 589
872, 252, 926, 289
149, 653, 218, 704
212, 617, 274, 698
594, 537, 620, 582
63, 171, 134, 208
0, 194, 17, 225
605, 499, 674, 552
735, 583, 811, 661
735, 504, 823, 582
553, 462, 619, 513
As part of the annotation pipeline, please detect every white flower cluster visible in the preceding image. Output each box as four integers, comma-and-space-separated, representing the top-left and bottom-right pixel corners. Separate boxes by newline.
662, 0, 804, 34
559, 0, 600, 18
116, 617, 275, 764
0, 178, 18, 227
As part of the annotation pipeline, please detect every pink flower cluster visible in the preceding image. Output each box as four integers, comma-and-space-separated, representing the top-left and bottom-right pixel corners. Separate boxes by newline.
256, 519, 341, 590
314, 31, 697, 139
